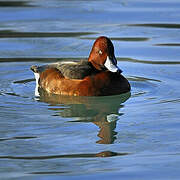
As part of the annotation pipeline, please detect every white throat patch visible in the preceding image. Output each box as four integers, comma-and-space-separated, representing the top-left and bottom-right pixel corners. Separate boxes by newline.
104, 56, 119, 72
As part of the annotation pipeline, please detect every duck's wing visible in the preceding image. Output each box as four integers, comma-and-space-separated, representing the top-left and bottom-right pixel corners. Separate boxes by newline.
31, 60, 94, 80
51, 60, 94, 79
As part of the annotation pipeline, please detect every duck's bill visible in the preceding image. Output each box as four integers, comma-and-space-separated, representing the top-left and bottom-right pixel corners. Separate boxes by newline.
104, 56, 122, 73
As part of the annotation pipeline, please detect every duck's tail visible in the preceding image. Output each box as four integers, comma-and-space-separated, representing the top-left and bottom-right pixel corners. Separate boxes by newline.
30, 65, 40, 83
30, 65, 40, 97
30, 65, 39, 73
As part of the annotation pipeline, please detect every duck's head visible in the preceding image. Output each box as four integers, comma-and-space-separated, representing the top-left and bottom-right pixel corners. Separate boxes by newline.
88, 36, 122, 73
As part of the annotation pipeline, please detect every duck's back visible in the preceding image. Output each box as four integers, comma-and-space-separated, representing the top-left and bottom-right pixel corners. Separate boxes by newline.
31, 60, 95, 80
55, 60, 95, 79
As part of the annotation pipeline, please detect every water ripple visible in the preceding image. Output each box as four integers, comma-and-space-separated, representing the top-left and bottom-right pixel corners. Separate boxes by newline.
0, 1, 34, 7
128, 76, 161, 82
0, 136, 37, 142
0, 31, 95, 38
14, 78, 35, 84
0, 151, 129, 160
29, 171, 68, 175
129, 23, 180, 29
157, 98, 180, 104
155, 43, 180, 47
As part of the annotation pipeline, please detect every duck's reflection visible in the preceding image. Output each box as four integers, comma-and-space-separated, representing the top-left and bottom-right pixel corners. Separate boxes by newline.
37, 89, 130, 144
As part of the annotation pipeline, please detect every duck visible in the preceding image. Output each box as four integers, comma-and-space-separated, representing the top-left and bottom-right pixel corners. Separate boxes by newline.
31, 36, 130, 96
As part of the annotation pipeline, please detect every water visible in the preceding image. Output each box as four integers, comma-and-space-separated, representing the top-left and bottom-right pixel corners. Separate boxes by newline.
0, 0, 180, 179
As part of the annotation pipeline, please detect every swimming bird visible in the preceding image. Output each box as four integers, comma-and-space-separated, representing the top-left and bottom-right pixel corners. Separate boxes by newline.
31, 36, 130, 96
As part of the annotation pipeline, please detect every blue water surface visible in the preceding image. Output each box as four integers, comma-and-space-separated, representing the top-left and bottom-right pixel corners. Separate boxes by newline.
0, 0, 180, 180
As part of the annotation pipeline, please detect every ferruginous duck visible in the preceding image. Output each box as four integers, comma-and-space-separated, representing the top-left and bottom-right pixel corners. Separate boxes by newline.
31, 36, 130, 96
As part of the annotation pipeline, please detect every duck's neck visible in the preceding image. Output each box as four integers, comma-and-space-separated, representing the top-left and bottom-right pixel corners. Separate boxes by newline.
88, 61, 105, 72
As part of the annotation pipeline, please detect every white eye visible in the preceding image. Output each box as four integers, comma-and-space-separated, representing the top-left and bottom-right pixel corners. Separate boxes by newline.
98, 50, 103, 55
